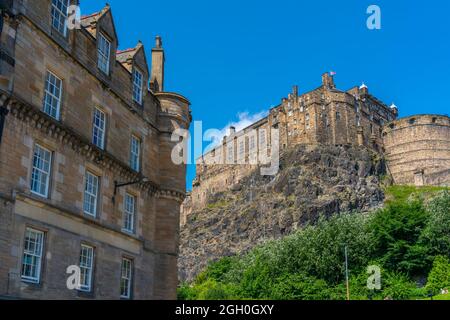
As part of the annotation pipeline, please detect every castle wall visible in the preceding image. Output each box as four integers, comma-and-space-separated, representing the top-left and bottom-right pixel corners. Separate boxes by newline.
186, 74, 398, 214
383, 115, 450, 186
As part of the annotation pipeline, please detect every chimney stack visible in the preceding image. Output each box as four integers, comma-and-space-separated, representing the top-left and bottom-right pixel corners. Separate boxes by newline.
322, 72, 335, 89
292, 85, 299, 98
150, 36, 165, 92
229, 126, 236, 136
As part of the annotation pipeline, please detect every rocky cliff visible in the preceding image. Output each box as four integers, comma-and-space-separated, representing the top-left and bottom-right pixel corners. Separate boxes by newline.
179, 145, 386, 282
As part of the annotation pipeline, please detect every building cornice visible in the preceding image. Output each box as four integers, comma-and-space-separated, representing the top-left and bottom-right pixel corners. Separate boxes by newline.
1, 91, 187, 203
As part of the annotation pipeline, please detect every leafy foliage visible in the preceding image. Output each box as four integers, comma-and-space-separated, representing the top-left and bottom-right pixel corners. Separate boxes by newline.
179, 187, 450, 300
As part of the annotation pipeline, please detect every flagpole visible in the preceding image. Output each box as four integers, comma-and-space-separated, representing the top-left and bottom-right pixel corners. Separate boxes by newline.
345, 245, 350, 301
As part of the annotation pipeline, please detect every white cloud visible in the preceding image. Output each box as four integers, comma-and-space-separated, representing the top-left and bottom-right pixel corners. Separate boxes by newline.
204, 110, 269, 152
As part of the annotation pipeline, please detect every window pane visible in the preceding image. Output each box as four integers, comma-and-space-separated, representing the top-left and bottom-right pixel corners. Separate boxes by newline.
30, 145, 52, 197
120, 258, 132, 298
43, 71, 62, 120
92, 108, 106, 149
83, 172, 99, 217
130, 136, 140, 172
21, 229, 44, 283
133, 69, 143, 104
79, 245, 94, 291
123, 194, 136, 233
51, 0, 69, 35
98, 34, 111, 75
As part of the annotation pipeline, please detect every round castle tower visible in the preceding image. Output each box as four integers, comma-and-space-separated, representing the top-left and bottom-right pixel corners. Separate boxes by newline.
383, 114, 450, 186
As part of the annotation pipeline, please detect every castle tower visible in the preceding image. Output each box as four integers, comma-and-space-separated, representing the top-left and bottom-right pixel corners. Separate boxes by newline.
150, 36, 165, 92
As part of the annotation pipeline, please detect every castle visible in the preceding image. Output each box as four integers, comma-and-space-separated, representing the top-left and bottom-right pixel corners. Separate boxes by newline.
0, 2, 190, 299
183, 73, 450, 218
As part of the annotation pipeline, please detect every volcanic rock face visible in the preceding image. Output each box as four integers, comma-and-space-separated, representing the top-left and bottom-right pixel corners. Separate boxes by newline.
179, 145, 386, 282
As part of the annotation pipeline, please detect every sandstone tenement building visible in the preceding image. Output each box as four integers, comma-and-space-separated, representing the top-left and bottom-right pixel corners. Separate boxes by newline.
0, 1, 191, 299
185, 74, 449, 215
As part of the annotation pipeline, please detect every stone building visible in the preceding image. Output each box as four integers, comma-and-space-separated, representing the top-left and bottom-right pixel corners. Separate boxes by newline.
184, 73, 449, 219
189, 73, 398, 211
383, 114, 450, 186
0, 1, 191, 300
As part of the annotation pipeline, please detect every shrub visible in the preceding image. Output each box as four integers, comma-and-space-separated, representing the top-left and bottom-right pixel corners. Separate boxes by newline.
421, 191, 450, 258
426, 256, 450, 295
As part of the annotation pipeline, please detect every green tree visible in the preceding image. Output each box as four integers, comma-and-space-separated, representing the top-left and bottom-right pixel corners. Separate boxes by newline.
369, 201, 429, 275
421, 191, 450, 258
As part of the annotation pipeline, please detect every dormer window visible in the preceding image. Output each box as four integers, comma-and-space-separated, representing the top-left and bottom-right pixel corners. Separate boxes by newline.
51, 0, 70, 36
132, 68, 143, 105
98, 33, 111, 75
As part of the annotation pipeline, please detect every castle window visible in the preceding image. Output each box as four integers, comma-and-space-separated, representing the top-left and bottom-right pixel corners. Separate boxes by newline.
336, 112, 341, 121
83, 171, 99, 218
98, 33, 111, 75
409, 118, 416, 125
239, 140, 245, 158
120, 258, 133, 299
259, 129, 266, 147
132, 68, 143, 105
227, 144, 234, 163
43, 71, 62, 120
51, 0, 69, 36
30, 144, 52, 198
130, 135, 141, 172
249, 135, 256, 151
123, 193, 136, 234
79, 245, 94, 292
21, 228, 45, 284
92, 108, 106, 150
356, 115, 361, 126
305, 114, 310, 129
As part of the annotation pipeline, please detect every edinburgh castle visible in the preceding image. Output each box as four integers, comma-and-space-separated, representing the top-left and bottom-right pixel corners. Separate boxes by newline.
183, 73, 450, 218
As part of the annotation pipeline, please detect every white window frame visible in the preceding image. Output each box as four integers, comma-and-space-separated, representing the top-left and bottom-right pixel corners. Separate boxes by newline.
43, 71, 63, 120
132, 68, 143, 105
83, 171, 99, 217
120, 258, 133, 299
123, 193, 136, 234
21, 228, 45, 284
98, 33, 111, 75
51, 0, 70, 36
92, 108, 106, 150
130, 135, 141, 172
79, 245, 94, 292
30, 144, 52, 198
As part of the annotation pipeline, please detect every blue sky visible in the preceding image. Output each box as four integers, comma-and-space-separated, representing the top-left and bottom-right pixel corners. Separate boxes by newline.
80, 0, 450, 190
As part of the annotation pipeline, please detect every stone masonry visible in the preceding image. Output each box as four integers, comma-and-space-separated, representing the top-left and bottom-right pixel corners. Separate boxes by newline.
0, 1, 191, 299
183, 75, 449, 222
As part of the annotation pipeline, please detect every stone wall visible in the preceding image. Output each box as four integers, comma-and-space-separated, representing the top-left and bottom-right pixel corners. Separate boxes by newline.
383, 115, 450, 186
187, 74, 397, 213
0, 1, 191, 300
